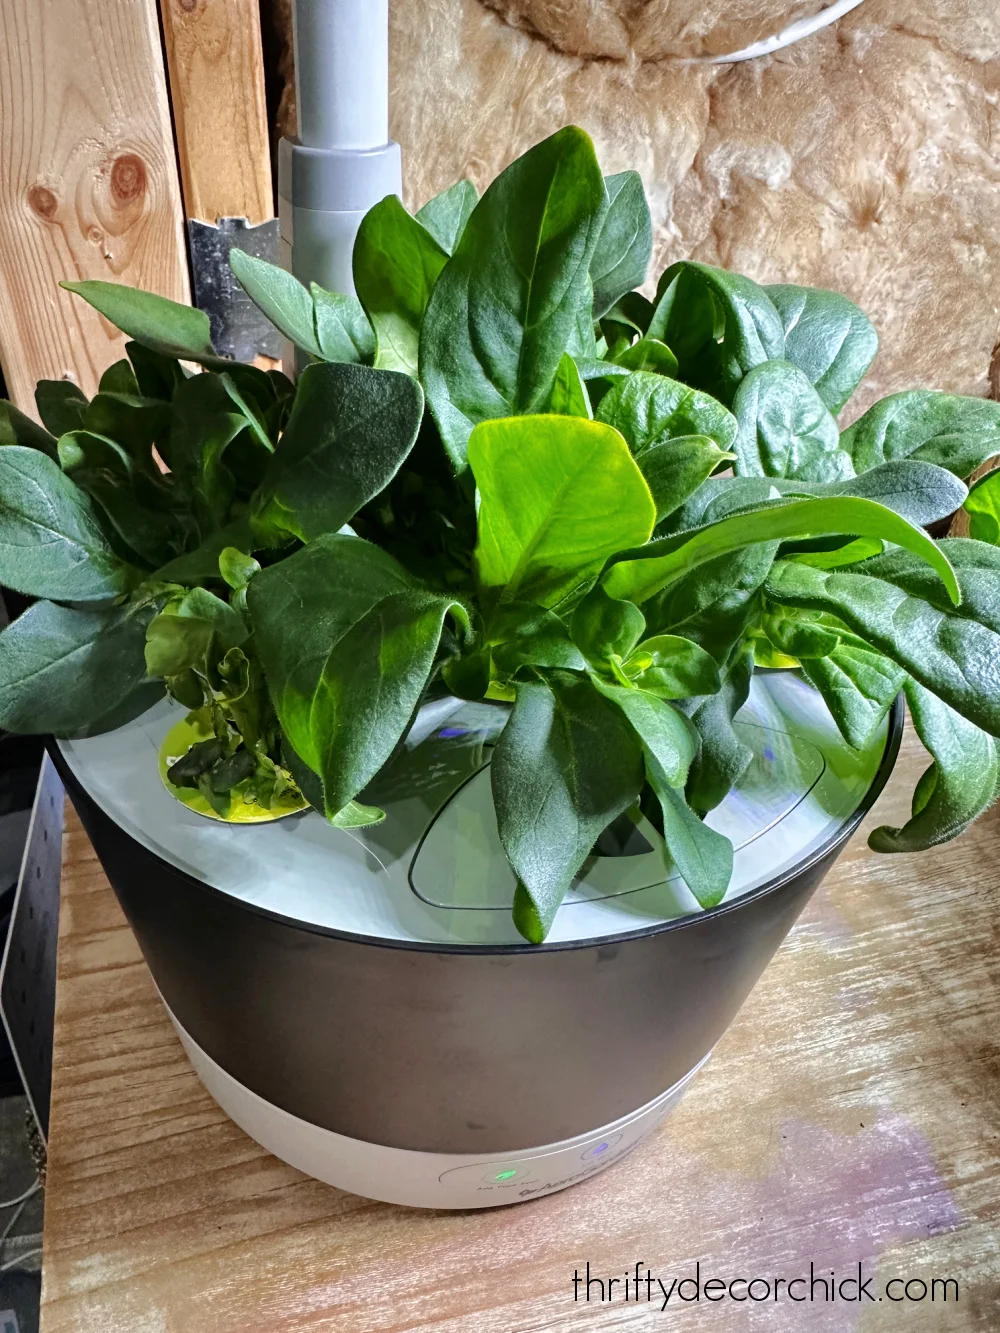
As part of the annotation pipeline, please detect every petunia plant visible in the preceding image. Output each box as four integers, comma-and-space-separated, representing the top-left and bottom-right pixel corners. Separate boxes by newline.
2, 126, 1000, 940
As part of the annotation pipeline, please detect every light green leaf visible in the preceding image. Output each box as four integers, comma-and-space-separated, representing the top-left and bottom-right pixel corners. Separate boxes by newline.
604, 496, 959, 606
963, 466, 1000, 545
353, 195, 449, 377
228, 250, 322, 357
609, 338, 678, 377
840, 390, 1000, 478
0, 598, 154, 733
596, 371, 739, 454
420, 126, 608, 470
546, 353, 592, 418
144, 586, 246, 678
490, 672, 645, 942
570, 584, 645, 664
415, 179, 478, 256
732, 360, 853, 482
590, 171, 652, 318
765, 284, 878, 414
627, 634, 721, 699
0, 445, 131, 600
468, 414, 655, 607
253, 361, 424, 542
311, 283, 375, 364
869, 679, 1000, 851
61, 280, 223, 366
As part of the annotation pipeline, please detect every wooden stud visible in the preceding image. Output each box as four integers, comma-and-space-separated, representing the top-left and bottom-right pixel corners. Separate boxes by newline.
159, 0, 274, 226
0, 0, 190, 410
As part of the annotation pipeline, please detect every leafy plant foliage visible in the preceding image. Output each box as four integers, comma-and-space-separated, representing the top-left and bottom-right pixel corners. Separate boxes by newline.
4, 128, 1000, 939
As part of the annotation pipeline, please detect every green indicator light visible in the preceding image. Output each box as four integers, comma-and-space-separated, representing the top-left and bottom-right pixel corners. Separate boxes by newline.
495, 1169, 517, 1181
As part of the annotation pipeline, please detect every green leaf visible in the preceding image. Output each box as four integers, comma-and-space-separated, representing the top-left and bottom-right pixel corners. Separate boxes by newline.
963, 466, 1000, 544
420, 126, 608, 470
35, 381, 88, 437
609, 338, 679, 377
311, 283, 375, 364
685, 643, 755, 814
167, 373, 250, 526
799, 640, 905, 750
0, 401, 58, 458
646, 261, 784, 402
252, 361, 424, 542
590, 676, 698, 789
0, 599, 154, 733
870, 680, 1000, 851
595, 371, 739, 454
486, 602, 586, 677
219, 547, 260, 592
126, 342, 187, 401
637, 435, 735, 524
248, 534, 462, 814
144, 587, 246, 678
764, 540, 1000, 735
570, 584, 645, 663
604, 496, 960, 607
590, 171, 653, 319
627, 634, 721, 699
840, 390, 1000, 478
152, 516, 255, 585
645, 757, 733, 909
546, 353, 592, 418
415, 179, 478, 256
785, 537, 884, 570
98, 359, 141, 396
0, 446, 131, 600
353, 195, 449, 376
732, 360, 853, 482
765, 284, 878, 414
490, 672, 645, 942
228, 250, 323, 358
468, 414, 655, 607
61, 280, 223, 366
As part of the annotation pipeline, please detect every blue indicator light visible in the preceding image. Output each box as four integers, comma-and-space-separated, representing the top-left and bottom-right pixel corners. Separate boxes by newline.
763, 746, 775, 762
438, 727, 468, 739
593, 1142, 608, 1154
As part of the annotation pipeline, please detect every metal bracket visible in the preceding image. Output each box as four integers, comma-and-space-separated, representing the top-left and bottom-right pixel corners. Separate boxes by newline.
187, 217, 283, 363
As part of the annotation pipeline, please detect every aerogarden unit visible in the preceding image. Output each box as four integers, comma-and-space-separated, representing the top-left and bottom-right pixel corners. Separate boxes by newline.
3, 127, 1000, 1207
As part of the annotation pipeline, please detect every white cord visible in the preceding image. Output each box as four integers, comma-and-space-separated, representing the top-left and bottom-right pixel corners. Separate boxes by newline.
0, 1178, 41, 1211
0, 1246, 42, 1272
682, 0, 867, 65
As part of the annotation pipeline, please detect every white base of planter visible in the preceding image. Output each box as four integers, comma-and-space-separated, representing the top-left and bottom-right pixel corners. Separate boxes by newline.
165, 1001, 708, 1209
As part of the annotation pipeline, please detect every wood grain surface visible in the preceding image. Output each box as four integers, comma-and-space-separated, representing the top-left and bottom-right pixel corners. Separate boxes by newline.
159, 0, 273, 225
0, 0, 189, 409
39, 724, 1000, 1331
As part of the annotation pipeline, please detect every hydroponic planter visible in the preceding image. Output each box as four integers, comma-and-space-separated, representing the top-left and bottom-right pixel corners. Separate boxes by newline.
53, 672, 900, 1208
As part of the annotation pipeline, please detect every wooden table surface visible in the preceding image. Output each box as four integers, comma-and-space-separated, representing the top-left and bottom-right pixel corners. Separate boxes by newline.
39, 724, 1000, 1331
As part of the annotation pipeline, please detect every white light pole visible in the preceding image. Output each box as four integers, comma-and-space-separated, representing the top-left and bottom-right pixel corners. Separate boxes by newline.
278, 0, 401, 297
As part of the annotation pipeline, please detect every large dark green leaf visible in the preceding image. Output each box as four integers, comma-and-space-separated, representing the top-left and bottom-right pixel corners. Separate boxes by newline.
765, 540, 1000, 735
420, 126, 607, 471
644, 546, 772, 666
596, 370, 738, 454
840, 390, 1000, 478
637, 435, 735, 524
869, 679, 1000, 852
799, 639, 905, 750
490, 673, 645, 942
35, 381, 88, 437
61, 280, 224, 367
468, 414, 655, 608
605, 496, 958, 606
253, 361, 424, 542
590, 676, 697, 789
684, 643, 755, 814
415, 179, 478, 256
0, 446, 130, 600
765, 284, 878, 414
645, 756, 733, 909
0, 599, 153, 733
570, 584, 645, 664
353, 196, 449, 376
608, 338, 678, 377
0, 401, 58, 458
168, 373, 252, 526
732, 360, 852, 482
646, 261, 784, 403
590, 171, 653, 319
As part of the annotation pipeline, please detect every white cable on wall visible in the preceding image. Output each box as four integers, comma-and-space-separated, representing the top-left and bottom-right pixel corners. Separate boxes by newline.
684, 0, 867, 64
